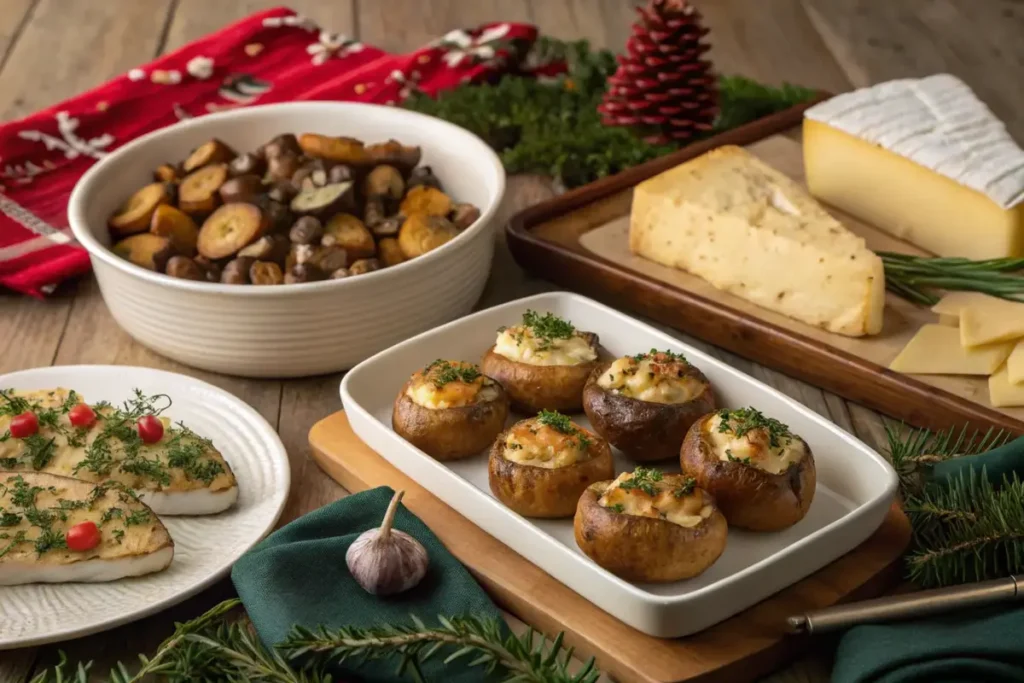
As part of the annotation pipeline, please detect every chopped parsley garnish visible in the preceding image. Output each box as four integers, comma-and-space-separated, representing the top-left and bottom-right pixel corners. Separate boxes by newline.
631, 348, 687, 363
0, 530, 26, 559
608, 503, 625, 513
119, 456, 171, 487
0, 390, 32, 417
22, 434, 57, 470
34, 528, 66, 556
7, 476, 43, 508
100, 507, 123, 525
24, 507, 55, 528
0, 511, 20, 526
423, 360, 482, 388
125, 509, 150, 526
619, 467, 663, 496
726, 449, 752, 465
0, 457, 17, 469
520, 310, 575, 340
717, 407, 793, 449
112, 528, 125, 544
536, 410, 574, 433
673, 477, 697, 498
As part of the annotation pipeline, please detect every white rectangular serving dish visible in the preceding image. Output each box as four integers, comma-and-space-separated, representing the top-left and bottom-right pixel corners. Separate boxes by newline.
340, 292, 897, 638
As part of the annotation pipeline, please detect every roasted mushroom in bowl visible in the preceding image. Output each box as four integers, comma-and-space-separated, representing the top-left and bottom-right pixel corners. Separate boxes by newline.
481, 310, 601, 413
680, 407, 816, 531
573, 468, 727, 582
488, 410, 614, 518
392, 359, 508, 461
583, 349, 716, 462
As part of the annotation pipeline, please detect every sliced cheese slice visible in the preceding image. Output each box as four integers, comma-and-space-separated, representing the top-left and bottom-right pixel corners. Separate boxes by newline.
629, 145, 884, 337
930, 292, 993, 327
804, 75, 1024, 259
959, 298, 1024, 347
989, 363, 1024, 408
1007, 341, 1024, 385
889, 324, 1012, 375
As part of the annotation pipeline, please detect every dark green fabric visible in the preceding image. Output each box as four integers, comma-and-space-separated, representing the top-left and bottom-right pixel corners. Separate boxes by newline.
231, 486, 507, 683
833, 437, 1024, 683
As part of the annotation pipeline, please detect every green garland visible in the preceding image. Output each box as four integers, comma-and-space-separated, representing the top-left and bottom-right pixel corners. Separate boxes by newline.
885, 423, 1024, 588
404, 38, 817, 188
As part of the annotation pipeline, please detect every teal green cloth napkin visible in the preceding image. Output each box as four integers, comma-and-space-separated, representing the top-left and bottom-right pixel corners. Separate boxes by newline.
231, 486, 506, 682
832, 436, 1024, 683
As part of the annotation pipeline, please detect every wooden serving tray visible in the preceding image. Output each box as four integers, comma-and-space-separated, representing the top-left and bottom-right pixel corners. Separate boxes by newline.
506, 133, 1024, 435
309, 411, 911, 683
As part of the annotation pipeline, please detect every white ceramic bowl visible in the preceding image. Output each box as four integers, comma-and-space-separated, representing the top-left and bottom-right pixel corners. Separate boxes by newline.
68, 102, 505, 378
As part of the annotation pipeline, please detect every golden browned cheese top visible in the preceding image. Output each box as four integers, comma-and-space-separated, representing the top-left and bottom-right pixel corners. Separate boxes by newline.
704, 410, 806, 475
501, 416, 598, 469
493, 325, 597, 367
598, 470, 713, 528
597, 352, 705, 404
405, 360, 500, 409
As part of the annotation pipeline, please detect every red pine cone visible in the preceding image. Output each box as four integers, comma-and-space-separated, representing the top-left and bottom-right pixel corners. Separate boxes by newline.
598, 0, 718, 144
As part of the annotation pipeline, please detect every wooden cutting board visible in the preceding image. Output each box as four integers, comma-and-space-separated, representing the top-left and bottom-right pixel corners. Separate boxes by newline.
309, 411, 912, 683
506, 134, 1023, 435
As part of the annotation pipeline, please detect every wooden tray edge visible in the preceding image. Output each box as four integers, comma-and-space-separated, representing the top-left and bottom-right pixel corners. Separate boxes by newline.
504, 104, 1024, 435
309, 410, 912, 683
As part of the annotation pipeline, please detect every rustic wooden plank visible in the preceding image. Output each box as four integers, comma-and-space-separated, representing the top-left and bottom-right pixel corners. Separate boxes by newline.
802, 0, 1024, 140
0, 0, 34, 75
357, 0, 533, 52
163, 0, 356, 52
527, 0, 642, 50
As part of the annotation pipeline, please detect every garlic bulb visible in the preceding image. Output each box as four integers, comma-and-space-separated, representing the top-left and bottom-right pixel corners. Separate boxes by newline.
345, 490, 429, 595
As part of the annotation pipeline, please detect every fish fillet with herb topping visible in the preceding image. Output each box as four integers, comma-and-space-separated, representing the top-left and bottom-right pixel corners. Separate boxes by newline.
0, 472, 173, 585
0, 388, 238, 515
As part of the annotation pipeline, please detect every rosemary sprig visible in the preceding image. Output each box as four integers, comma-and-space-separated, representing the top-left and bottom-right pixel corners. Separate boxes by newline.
880, 252, 1024, 306
30, 600, 604, 683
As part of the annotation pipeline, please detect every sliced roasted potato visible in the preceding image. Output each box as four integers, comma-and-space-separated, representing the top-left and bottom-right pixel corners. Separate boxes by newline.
218, 174, 263, 204
149, 204, 199, 257
285, 263, 324, 284
309, 245, 349, 274
370, 215, 402, 238
249, 260, 284, 285
165, 255, 205, 281
288, 216, 323, 245
298, 134, 370, 166
264, 153, 302, 184
324, 213, 375, 260
108, 183, 172, 236
237, 233, 290, 264
229, 152, 266, 178
112, 233, 175, 272
349, 258, 381, 276
397, 214, 458, 259
378, 238, 405, 267
197, 203, 269, 260
179, 164, 229, 214
366, 140, 422, 173
221, 257, 255, 284
400, 185, 452, 217
364, 165, 404, 200
408, 165, 443, 192
290, 182, 354, 217
182, 139, 235, 173
450, 202, 481, 230
261, 134, 301, 159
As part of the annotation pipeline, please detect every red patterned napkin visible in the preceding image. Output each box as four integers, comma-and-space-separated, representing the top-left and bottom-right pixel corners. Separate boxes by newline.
0, 7, 541, 297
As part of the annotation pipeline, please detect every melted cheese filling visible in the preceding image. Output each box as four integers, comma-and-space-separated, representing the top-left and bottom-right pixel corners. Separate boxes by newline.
493, 326, 597, 367
597, 356, 705, 404
705, 413, 806, 475
501, 420, 593, 469
406, 379, 500, 410
598, 472, 713, 528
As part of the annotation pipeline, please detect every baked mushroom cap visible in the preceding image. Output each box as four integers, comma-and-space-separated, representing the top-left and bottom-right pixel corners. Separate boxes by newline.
480, 310, 601, 413
488, 411, 615, 518
680, 408, 816, 531
392, 359, 508, 461
583, 350, 716, 462
573, 469, 728, 582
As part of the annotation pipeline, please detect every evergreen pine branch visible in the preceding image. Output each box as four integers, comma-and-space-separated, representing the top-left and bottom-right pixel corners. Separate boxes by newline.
903, 468, 1024, 587
282, 614, 600, 683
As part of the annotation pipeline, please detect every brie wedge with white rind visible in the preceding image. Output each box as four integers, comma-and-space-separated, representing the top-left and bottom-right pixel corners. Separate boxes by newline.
0, 471, 173, 585
804, 74, 1024, 259
629, 145, 884, 336
0, 389, 238, 515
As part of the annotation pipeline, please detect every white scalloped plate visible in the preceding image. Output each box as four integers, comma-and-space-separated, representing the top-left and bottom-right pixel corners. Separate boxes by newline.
0, 366, 289, 649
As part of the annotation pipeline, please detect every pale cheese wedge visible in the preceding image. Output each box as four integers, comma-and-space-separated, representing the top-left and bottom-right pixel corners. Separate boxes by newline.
930, 292, 993, 327
959, 299, 1024, 348
629, 145, 884, 337
0, 471, 173, 585
889, 324, 1012, 375
989, 363, 1024, 407
1007, 341, 1024, 385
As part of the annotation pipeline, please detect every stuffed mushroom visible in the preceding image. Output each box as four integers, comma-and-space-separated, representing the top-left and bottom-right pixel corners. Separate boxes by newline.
489, 410, 614, 518
583, 349, 716, 462
574, 468, 727, 582
392, 359, 508, 461
481, 310, 601, 413
680, 407, 816, 531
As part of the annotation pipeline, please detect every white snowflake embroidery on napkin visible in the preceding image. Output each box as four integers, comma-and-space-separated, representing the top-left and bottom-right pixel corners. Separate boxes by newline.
262, 14, 318, 31
17, 111, 113, 162
307, 31, 364, 66
187, 56, 215, 80
433, 24, 511, 67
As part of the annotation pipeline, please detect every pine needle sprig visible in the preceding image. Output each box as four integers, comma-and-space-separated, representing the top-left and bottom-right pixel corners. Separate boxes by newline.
282, 614, 600, 683
880, 252, 1024, 306
903, 468, 1024, 588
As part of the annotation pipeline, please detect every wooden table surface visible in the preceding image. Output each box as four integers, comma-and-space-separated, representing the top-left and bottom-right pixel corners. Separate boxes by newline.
0, 1, 1021, 681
